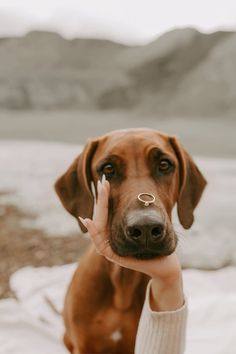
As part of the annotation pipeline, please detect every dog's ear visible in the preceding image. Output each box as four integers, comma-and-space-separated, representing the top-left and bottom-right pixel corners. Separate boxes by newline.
169, 136, 207, 229
55, 139, 99, 232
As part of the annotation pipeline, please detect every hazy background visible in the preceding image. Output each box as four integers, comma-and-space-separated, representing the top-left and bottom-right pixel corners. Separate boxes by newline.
0, 0, 236, 43
0, 0, 236, 298
0, 0, 236, 155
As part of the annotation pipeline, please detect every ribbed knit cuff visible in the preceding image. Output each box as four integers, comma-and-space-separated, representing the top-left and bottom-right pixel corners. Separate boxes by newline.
135, 281, 188, 354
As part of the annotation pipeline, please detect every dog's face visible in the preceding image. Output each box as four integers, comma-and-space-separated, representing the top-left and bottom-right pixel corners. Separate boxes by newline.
55, 129, 206, 259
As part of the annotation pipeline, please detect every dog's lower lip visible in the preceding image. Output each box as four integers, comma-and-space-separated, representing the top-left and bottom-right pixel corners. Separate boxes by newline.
111, 239, 177, 259
112, 244, 171, 258
134, 253, 159, 260
133, 249, 165, 258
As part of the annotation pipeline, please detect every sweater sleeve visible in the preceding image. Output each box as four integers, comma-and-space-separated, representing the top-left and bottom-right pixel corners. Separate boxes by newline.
135, 280, 188, 354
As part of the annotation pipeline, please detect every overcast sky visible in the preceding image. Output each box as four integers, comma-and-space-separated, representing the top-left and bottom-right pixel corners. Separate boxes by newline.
0, 0, 236, 44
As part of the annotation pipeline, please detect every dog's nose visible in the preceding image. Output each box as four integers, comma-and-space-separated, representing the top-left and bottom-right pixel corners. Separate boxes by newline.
127, 223, 164, 242
125, 210, 166, 244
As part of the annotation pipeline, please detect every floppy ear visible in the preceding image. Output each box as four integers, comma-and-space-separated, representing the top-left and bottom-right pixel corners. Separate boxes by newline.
169, 136, 207, 229
54, 139, 99, 232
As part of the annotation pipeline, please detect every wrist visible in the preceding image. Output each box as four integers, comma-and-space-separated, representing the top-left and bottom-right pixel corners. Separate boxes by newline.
150, 273, 184, 312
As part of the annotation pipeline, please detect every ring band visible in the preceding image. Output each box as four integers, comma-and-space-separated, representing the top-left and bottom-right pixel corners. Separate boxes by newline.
137, 193, 155, 207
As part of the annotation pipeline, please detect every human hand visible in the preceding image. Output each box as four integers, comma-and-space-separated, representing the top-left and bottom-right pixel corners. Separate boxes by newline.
79, 176, 184, 311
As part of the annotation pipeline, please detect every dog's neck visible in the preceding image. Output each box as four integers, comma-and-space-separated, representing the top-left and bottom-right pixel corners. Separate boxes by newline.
108, 261, 148, 311
86, 246, 148, 311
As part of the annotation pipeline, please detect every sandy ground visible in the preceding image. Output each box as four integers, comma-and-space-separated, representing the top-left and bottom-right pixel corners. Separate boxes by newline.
0, 201, 89, 298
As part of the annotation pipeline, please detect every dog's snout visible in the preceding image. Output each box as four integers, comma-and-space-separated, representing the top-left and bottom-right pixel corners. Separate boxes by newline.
125, 210, 166, 245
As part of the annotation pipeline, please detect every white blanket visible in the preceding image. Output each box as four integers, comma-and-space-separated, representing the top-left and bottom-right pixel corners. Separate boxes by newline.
0, 265, 236, 354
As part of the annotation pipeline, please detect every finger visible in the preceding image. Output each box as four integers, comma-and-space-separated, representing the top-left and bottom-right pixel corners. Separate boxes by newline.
80, 217, 105, 242
94, 182, 109, 229
101, 174, 110, 197
101, 173, 106, 185
79, 217, 119, 261
78, 216, 87, 229
83, 219, 114, 256
97, 178, 108, 205
104, 180, 110, 195
95, 175, 110, 220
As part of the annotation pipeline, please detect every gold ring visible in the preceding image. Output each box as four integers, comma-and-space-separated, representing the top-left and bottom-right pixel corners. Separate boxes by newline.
137, 193, 155, 207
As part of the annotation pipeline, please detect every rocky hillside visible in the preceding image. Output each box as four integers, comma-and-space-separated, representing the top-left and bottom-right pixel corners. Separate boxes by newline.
0, 28, 235, 116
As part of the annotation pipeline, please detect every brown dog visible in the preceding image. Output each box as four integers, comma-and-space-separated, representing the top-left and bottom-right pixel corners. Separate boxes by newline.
55, 128, 206, 354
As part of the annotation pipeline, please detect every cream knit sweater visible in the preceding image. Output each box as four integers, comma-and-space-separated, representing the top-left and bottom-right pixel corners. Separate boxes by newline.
135, 281, 188, 354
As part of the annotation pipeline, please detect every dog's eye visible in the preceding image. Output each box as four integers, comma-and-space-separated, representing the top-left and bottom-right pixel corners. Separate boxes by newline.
102, 163, 115, 177
158, 159, 172, 173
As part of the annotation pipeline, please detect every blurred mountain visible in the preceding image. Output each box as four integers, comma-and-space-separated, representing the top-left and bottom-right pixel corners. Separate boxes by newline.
0, 28, 235, 116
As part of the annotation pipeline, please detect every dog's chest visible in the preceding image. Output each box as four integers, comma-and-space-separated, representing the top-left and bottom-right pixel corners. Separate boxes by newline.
86, 304, 141, 353
84, 266, 148, 352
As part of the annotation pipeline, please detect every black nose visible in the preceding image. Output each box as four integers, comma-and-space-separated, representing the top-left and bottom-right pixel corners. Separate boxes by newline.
127, 223, 164, 241
125, 210, 166, 245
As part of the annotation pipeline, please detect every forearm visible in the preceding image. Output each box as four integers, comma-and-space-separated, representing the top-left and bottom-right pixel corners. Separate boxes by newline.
135, 279, 187, 354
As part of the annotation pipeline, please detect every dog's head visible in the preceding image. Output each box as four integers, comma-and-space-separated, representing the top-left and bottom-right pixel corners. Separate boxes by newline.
55, 129, 206, 259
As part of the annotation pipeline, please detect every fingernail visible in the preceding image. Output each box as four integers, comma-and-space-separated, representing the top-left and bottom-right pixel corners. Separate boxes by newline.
78, 216, 87, 227
97, 180, 102, 193
102, 174, 106, 184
